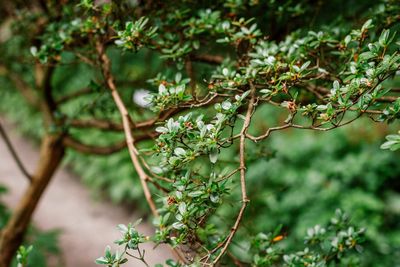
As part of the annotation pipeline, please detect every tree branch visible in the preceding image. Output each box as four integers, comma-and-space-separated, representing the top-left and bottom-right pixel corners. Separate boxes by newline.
63, 132, 153, 155
190, 54, 224, 65
246, 113, 364, 143
63, 136, 127, 155
68, 107, 185, 132
0, 119, 33, 182
0, 64, 39, 108
69, 118, 125, 131
96, 41, 187, 264
211, 85, 256, 265
95, 40, 159, 217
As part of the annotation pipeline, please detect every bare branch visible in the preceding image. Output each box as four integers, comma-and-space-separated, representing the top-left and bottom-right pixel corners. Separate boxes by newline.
0, 119, 33, 181
68, 108, 186, 132
190, 54, 224, 65
63, 135, 127, 155
216, 168, 241, 182
247, 113, 364, 143
69, 118, 125, 131
212, 85, 256, 265
246, 124, 292, 142
376, 96, 398, 103
75, 52, 97, 66
96, 40, 159, 217
180, 93, 220, 108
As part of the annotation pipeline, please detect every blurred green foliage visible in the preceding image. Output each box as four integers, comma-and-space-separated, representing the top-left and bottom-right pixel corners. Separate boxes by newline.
241, 123, 400, 266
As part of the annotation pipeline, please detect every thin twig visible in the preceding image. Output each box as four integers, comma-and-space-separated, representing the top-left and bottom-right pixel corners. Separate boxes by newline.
212, 85, 256, 265
246, 113, 363, 143
216, 168, 241, 182
75, 52, 97, 66
246, 124, 292, 142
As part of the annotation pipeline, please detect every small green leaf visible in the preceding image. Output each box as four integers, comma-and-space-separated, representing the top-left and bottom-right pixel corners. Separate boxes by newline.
155, 127, 168, 133
174, 147, 186, 156
209, 148, 219, 163
221, 101, 232, 110
178, 202, 187, 215
95, 257, 109, 265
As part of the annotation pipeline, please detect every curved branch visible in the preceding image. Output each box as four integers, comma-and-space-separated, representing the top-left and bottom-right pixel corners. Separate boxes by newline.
69, 118, 125, 131
63, 131, 154, 155
246, 124, 292, 142
247, 113, 363, 143
0, 119, 32, 181
63, 136, 127, 155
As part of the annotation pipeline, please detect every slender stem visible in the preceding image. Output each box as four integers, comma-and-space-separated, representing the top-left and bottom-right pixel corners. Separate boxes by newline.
246, 113, 363, 143
216, 168, 241, 182
212, 85, 256, 265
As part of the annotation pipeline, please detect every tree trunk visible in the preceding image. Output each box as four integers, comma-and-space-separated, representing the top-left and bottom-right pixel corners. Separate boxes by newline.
0, 134, 64, 267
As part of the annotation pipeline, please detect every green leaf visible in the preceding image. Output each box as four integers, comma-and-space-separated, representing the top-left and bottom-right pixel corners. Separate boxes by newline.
209, 148, 219, 164
178, 202, 187, 215
95, 257, 109, 264
386, 135, 400, 141
379, 29, 390, 47
221, 101, 232, 110
174, 147, 186, 156
361, 19, 373, 31
210, 193, 219, 203
380, 140, 397, 150
155, 127, 168, 133
188, 191, 203, 197
300, 61, 311, 71
390, 143, 400, 151
117, 224, 128, 234
175, 72, 182, 83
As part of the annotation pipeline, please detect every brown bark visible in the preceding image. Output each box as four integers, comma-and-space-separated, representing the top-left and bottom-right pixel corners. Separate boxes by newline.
0, 134, 64, 267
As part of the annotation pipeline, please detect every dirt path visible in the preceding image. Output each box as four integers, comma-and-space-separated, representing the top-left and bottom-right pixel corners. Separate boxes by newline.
0, 119, 172, 267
